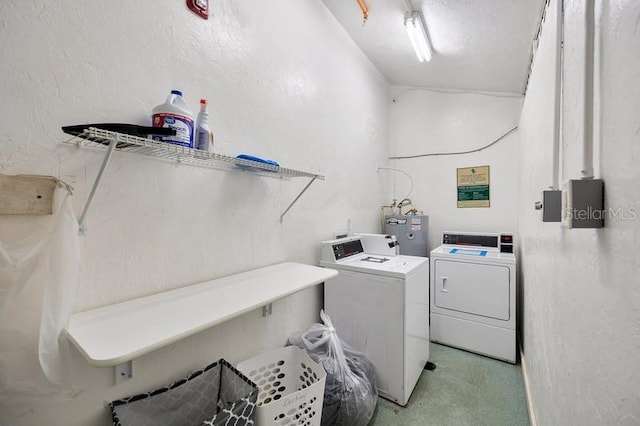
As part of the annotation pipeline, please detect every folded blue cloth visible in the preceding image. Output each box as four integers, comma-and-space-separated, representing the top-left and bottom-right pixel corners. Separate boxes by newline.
235, 154, 279, 169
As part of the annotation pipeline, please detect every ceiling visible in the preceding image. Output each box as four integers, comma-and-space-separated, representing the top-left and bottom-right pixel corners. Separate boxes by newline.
322, 0, 544, 95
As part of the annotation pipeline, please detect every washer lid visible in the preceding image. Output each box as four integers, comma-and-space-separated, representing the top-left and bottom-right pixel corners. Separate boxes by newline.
325, 254, 428, 278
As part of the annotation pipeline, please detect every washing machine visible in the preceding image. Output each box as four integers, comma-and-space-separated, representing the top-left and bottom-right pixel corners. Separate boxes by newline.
320, 235, 429, 406
430, 232, 516, 363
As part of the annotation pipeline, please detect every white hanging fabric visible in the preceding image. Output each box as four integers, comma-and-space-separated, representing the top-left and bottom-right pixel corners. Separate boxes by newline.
0, 188, 80, 407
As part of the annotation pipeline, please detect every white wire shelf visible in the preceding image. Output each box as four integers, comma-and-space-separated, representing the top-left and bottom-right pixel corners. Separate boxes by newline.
62, 126, 324, 231
64, 127, 323, 180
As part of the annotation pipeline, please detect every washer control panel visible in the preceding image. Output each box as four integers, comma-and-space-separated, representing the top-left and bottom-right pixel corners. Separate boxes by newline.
332, 239, 364, 260
321, 237, 365, 263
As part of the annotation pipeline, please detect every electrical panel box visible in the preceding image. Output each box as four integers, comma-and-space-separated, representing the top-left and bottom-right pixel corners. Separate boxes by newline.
542, 190, 562, 222
562, 179, 605, 228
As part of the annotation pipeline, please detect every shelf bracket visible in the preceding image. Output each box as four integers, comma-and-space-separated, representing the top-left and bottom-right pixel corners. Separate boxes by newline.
280, 176, 317, 223
78, 133, 119, 235
262, 303, 273, 316
114, 360, 133, 385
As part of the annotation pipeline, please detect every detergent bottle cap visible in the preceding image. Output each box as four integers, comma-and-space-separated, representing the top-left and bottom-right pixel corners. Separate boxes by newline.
171, 89, 183, 96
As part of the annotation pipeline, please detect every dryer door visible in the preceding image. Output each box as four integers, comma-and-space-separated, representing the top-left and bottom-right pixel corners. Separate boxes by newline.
433, 259, 510, 321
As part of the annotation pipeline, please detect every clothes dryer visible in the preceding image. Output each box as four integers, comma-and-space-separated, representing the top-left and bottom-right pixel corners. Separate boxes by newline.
430, 232, 516, 363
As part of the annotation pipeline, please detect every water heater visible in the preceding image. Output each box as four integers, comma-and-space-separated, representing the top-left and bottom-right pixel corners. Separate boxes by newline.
384, 215, 429, 257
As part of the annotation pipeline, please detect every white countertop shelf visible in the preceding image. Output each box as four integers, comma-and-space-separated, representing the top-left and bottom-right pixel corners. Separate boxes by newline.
66, 262, 338, 367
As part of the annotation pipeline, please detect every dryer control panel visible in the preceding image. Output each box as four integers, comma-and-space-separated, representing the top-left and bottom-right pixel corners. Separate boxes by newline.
442, 232, 499, 248
500, 234, 514, 253
442, 232, 514, 253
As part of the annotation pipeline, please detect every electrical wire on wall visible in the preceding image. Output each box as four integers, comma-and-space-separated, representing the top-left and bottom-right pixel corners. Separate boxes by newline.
389, 126, 518, 160
392, 86, 523, 101
378, 167, 413, 199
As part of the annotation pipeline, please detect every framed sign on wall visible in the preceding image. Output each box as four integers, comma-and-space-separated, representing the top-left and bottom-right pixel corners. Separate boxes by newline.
457, 166, 490, 208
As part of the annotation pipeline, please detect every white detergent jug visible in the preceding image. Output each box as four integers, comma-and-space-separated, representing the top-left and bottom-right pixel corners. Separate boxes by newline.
151, 90, 195, 148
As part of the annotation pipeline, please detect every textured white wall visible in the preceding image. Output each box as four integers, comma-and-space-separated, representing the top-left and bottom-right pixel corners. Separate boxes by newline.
518, 0, 640, 424
388, 88, 522, 251
0, 1, 389, 424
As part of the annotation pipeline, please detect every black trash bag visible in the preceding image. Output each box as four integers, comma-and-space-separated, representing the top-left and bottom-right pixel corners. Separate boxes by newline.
289, 310, 377, 426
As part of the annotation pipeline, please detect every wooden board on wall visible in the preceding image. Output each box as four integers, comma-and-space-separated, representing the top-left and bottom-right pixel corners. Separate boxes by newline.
0, 175, 57, 215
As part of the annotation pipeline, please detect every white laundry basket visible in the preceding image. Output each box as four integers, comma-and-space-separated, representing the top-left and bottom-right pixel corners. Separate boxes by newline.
237, 345, 326, 426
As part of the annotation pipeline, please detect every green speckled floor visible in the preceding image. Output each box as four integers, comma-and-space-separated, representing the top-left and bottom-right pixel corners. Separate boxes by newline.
368, 343, 530, 426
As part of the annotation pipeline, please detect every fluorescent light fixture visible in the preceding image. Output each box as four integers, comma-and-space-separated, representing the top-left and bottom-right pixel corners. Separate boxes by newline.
404, 11, 432, 62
